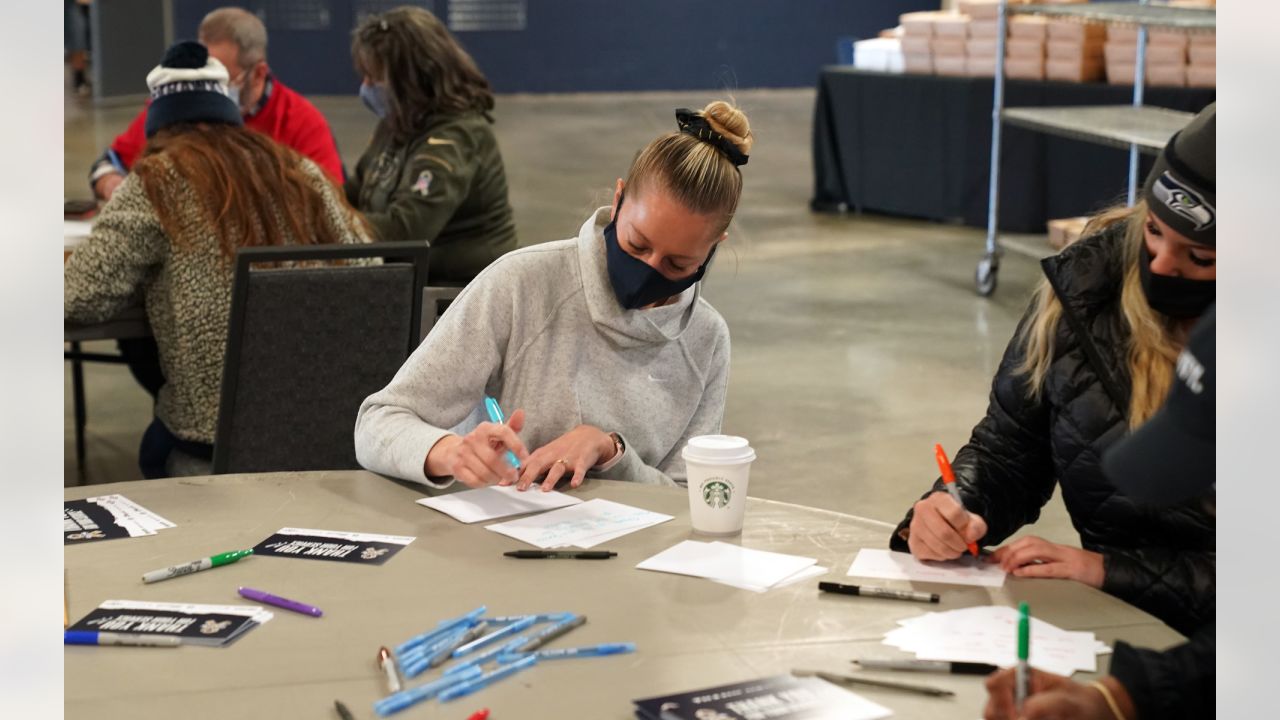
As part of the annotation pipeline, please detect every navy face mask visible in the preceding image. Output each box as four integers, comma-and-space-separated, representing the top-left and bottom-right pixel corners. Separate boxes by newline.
603, 194, 717, 310
1138, 242, 1215, 319
360, 82, 390, 119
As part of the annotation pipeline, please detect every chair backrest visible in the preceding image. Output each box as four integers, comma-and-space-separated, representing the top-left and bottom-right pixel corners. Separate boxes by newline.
212, 242, 428, 474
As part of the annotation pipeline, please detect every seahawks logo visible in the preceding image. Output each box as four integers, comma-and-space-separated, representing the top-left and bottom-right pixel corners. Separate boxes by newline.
701, 480, 733, 509
1152, 171, 1215, 231
200, 620, 231, 635
361, 547, 389, 560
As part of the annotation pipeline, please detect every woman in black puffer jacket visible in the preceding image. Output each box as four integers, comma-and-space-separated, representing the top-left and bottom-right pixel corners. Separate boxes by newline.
891, 105, 1216, 636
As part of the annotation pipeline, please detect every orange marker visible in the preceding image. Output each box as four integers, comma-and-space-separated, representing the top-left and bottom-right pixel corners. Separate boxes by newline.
934, 444, 979, 558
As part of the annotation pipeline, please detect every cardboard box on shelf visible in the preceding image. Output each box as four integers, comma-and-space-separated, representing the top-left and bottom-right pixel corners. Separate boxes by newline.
1048, 217, 1089, 251
1005, 56, 1046, 80
1007, 38, 1046, 58
1104, 42, 1187, 65
1009, 16, 1048, 41
1047, 40, 1104, 64
1187, 65, 1216, 88
967, 38, 1000, 57
934, 14, 971, 38
1048, 20, 1106, 43
966, 54, 999, 77
934, 55, 968, 77
931, 37, 968, 57
903, 52, 934, 74
1189, 33, 1216, 49
1189, 44, 1215, 65
1107, 62, 1135, 85
900, 11, 941, 36
902, 35, 932, 55
1146, 63, 1187, 87
1047, 57, 1104, 83
958, 0, 1001, 20
969, 19, 1001, 38
1107, 26, 1192, 48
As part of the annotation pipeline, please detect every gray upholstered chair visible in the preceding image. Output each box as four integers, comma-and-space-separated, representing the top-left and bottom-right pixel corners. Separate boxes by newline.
211, 242, 428, 474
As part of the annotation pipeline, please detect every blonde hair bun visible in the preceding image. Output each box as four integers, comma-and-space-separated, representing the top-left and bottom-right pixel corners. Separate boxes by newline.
701, 100, 753, 156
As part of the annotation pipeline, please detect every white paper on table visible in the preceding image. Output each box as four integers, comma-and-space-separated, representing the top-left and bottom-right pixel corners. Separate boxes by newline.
416, 485, 582, 524
484, 498, 672, 548
65, 220, 93, 249
848, 548, 1006, 587
637, 540, 818, 590
712, 564, 830, 593
90, 495, 175, 533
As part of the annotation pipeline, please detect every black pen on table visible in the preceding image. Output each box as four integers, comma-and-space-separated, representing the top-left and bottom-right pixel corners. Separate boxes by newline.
504, 550, 617, 559
334, 699, 355, 720
793, 669, 954, 698
818, 581, 939, 604
854, 659, 998, 675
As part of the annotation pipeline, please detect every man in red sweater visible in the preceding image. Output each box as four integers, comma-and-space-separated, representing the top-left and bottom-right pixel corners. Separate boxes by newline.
89, 7, 343, 200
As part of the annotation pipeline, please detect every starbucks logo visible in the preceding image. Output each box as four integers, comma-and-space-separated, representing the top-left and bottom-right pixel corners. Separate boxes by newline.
701, 479, 733, 509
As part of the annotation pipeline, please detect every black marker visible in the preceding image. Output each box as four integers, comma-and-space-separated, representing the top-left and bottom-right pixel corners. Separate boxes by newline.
504, 550, 617, 559
793, 669, 954, 698
854, 659, 998, 675
819, 581, 939, 603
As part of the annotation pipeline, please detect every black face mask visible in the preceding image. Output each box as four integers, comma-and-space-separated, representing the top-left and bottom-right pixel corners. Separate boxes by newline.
1138, 242, 1215, 319
603, 194, 716, 310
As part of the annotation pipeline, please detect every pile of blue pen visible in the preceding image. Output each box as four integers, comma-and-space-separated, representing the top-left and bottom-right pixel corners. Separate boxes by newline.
374, 605, 636, 716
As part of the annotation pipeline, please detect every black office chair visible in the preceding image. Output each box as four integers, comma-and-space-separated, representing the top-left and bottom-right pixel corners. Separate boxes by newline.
211, 242, 428, 474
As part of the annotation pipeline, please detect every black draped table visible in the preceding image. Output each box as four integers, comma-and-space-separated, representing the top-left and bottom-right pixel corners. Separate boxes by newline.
811, 67, 1215, 233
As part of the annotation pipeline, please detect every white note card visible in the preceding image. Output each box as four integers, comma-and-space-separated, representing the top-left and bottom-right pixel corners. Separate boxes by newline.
484, 498, 672, 549
847, 548, 1006, 587
416, 485, 582, 524
637, 540, 818, 592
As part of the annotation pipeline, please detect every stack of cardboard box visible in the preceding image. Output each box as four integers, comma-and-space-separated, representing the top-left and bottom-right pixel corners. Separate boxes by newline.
1105, 27, 1194, 87
960, 1, 1000, 76
1046, 20, 1106, 82
1006, 16, 1048, 79
899, 11, 939, 75
1187, 32, 1215, 88
932, 12, 970, 77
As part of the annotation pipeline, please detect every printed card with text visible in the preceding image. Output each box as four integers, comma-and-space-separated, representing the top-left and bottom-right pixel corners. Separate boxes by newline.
68, 600, 273, 647
252, 527, 415, 565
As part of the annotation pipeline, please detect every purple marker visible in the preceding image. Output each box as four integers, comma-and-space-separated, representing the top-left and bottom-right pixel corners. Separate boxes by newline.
238, 586, 323, 617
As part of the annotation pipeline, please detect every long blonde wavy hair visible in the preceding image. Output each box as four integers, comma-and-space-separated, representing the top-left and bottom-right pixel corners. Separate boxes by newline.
1016, 200, 1183, 428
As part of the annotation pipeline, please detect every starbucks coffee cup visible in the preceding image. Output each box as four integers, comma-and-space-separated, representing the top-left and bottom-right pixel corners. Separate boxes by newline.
681, 435, 756, 535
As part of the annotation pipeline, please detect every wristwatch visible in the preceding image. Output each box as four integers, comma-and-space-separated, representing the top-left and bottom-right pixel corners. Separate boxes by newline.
608, 432, 625, 460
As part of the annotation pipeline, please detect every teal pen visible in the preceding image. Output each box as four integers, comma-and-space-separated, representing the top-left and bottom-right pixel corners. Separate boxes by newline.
438, 654, 538, 703
533, 642, 636, 661
483, 396, 522, 469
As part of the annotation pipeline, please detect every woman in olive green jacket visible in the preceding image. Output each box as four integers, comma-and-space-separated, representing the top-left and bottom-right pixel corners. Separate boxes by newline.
347, 6, 516, 284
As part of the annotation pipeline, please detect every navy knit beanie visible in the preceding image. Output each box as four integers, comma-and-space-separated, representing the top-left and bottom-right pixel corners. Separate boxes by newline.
144, 41, 243, 138
1143, 103, 1215, 247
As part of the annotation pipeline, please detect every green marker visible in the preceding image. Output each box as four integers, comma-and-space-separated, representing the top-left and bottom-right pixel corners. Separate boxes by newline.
1015, 602, 1031, 709
141, 549, 253, 584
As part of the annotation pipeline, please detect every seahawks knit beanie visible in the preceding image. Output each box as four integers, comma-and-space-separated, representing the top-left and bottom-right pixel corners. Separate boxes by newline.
1143, 103, 1215, 246
144, 41, 243, 138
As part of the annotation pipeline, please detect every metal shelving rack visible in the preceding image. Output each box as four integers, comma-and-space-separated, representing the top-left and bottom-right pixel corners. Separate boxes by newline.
975, 1, 1215, 296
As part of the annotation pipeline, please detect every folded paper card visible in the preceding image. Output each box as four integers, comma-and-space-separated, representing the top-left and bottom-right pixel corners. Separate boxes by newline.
417, 485, 583, 523
637, 540, 818, 592
847, 548, 1006, 587
485, 498, 672, 549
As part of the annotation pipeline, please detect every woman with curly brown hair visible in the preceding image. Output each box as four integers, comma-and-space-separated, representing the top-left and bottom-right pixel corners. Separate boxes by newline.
347, 6, 516, 284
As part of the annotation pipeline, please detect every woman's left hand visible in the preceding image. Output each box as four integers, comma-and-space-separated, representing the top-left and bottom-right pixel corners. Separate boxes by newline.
513, 425, 617, 492
989, 536, 1105, 588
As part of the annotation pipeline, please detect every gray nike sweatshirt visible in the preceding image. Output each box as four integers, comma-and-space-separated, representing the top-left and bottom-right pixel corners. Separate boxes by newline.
354, 206, 731, 488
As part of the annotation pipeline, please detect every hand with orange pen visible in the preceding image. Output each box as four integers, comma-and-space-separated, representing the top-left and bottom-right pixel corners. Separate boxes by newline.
905, 444, 988, 561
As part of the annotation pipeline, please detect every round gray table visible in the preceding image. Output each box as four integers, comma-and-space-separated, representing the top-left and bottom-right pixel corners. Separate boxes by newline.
64, 472, 1184, 719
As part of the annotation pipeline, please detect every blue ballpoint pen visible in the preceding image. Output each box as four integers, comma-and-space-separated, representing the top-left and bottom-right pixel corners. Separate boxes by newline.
443, 636, 530, 676
483, 613, 574, 624
453, 615, 536, 658
403, 625, 478, 677
483, 396, 522, 470
438, 654, 539, 703
399, 621, 473, 664
394, 606, 486, 656
373, 665, 483, 717
533, 642, 636, 661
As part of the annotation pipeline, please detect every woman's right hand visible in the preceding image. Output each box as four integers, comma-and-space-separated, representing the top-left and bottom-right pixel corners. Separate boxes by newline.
424, 409, 530, 488
907, 491, 989, 561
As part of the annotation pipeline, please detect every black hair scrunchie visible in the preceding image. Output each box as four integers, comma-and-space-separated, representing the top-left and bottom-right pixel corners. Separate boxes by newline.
675, 108, 749, 167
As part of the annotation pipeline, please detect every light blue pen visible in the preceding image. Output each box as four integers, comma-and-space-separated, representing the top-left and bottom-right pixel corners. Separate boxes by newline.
438, 654, 539, 703
443, 636, 530, 677
453, 615, 536, 658
530, 642, 636, 661
399, 621, 476, 664
483, 613, 574, 624
483, 396, 522, 470
403, 625, 481, 678
394, 605, 486, 656
372, 664, 482, 717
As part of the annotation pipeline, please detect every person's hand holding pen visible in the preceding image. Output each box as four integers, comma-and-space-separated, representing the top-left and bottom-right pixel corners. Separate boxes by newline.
514, 425, 619, 492
424, 409, 530, 488
907, 491, 989, 561
983, 667, 1135, 720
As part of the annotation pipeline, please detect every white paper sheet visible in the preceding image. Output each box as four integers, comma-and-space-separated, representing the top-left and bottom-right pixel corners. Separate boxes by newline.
636, 540, 818, 591
416, 485, 582, 523
883, 606, 1110, 676
847, 548, 1007, 587
712, 564, 830, 593
484, 498, 672, 548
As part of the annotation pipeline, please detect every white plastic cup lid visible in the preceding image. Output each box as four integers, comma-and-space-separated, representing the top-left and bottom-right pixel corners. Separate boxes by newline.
682, 435, 756, 465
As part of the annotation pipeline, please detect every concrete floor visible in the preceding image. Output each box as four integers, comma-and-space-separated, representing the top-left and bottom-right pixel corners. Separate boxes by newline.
63, 87, 1078, 546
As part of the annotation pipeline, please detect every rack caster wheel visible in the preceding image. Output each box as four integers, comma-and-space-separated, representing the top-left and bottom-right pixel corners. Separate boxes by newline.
975, 256, 999, 297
